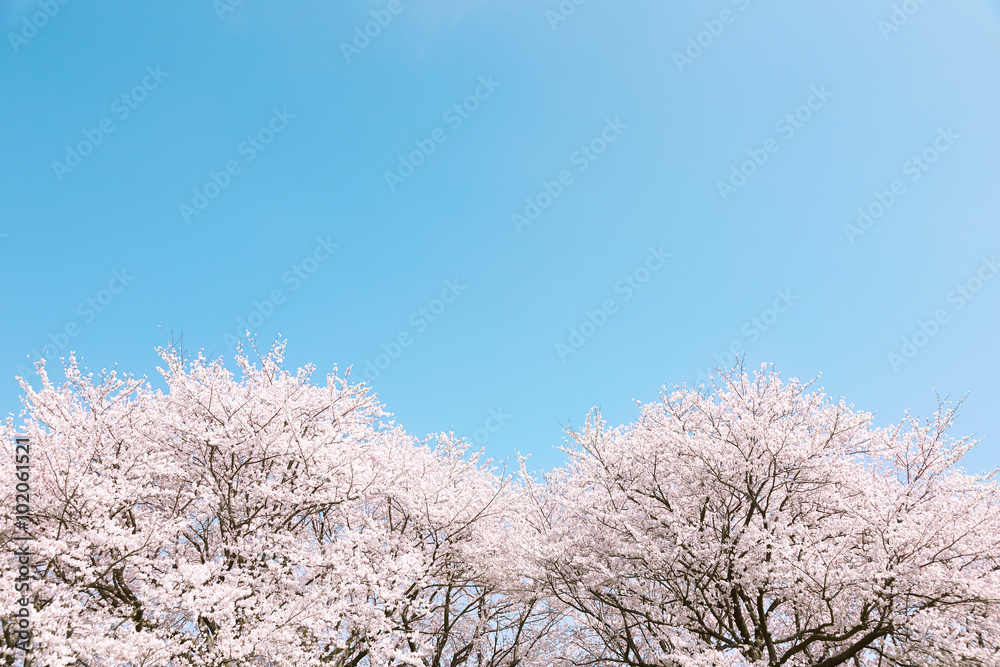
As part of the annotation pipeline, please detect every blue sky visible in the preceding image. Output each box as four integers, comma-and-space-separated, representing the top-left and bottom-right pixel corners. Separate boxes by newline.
2, 0, 999, 474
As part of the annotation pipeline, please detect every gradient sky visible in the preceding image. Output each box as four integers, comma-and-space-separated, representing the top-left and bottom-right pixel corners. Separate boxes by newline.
2, 0, 999, 474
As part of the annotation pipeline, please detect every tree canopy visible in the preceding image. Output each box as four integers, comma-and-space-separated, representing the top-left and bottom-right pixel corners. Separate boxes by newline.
2, 345, 997, 666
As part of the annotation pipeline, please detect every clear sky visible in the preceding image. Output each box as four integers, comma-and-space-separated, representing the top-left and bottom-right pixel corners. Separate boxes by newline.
2, 0, 999, 474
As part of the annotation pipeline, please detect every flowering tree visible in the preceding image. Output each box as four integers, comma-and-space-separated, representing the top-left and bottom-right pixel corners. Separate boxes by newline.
526, 366, 1000, 667
2, 350, 997, 666
0, 343, 557, 667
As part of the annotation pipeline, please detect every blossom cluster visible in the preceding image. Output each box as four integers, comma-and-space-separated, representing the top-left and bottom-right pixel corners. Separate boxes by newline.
1, 347, 997, 667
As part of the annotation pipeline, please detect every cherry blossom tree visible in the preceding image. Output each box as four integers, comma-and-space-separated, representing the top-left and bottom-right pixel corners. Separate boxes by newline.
0, 343, 557, 667
2, 350, 997, 667
525, 366, 1000, 667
